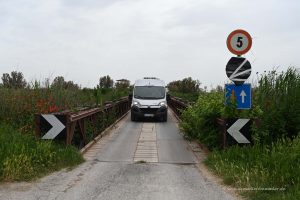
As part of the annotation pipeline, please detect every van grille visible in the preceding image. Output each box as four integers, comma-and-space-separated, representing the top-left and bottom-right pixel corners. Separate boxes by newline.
140, 108, 159, 114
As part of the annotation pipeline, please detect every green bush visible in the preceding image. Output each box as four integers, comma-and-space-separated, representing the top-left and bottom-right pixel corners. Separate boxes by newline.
176, 68, 300, 199
179, 67, 300, 148
205, 136, 300, 200
254, 68, 300, 144
168, 91, 200, 102
179, 91, 261, 149
0, 87, 130, 134
0, 76, 130, 182
0, 124, 83, 181
180, 92, 224, 149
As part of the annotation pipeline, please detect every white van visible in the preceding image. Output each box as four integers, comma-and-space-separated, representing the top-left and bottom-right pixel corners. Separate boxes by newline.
131, 77, 168, 122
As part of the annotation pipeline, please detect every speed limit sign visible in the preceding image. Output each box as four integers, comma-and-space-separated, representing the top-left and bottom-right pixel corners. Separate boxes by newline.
227, 29, 252, 55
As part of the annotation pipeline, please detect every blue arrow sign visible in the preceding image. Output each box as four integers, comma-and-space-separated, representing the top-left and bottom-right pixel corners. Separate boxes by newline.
225, 83, 251, 109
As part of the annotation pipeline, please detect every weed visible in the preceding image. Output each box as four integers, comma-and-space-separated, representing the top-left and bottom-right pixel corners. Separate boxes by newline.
0, 78, 129, 182
0, 124, 83, 181
177, 68, 300, 199
135, 160, 147, 164
205, 136, 300, 200
179, 92, 224, 149
254, 68, 300, 144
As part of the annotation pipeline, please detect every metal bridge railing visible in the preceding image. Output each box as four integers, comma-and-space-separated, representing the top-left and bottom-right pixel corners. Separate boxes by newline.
35, 97, 131, 148
167, 95, 191, 119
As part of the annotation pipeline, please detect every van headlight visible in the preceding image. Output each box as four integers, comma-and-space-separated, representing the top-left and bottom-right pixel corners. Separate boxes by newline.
133, 101, 141, 107
159, 101, 167, 107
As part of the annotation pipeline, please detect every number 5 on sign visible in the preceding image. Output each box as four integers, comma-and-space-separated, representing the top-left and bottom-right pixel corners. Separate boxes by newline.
227, 29, 252, 56
236, 37, 243, 48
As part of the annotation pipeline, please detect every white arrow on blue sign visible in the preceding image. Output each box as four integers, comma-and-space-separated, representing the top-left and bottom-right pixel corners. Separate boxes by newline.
225, 83, 251, 109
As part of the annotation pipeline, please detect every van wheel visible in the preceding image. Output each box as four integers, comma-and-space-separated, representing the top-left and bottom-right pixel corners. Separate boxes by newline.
131, 113, 136, 121
162, 113, 167, 122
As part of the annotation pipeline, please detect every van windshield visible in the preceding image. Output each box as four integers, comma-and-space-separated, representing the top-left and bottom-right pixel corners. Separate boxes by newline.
134, 86, 165, 99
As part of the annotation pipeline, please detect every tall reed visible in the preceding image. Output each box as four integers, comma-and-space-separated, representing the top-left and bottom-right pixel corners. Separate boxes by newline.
254, 67, 300, 144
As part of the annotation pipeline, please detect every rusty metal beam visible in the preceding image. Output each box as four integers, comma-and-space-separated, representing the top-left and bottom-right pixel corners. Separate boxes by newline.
70, 108, 101, 122
36, 96, 131, 148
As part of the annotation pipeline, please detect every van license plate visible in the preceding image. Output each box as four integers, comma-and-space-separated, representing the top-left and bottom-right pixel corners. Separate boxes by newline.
144, 114, 154, 117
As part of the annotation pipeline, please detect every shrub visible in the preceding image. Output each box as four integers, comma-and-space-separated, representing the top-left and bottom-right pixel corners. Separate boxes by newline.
179, 67, 300, 148
180, 92, 223, 149
168, 91, 200, 102
254, 68, 300, 144
205, 136, 300, 200
0, 124, 83, 181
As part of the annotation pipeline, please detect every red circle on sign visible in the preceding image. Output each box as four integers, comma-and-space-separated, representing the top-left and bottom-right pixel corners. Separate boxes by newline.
226, 29, 252, 55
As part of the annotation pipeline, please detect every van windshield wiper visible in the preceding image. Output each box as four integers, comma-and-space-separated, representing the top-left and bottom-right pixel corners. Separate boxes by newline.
134, 95, 145, 99
134, 95, 164, 99
142, 97, 163, 99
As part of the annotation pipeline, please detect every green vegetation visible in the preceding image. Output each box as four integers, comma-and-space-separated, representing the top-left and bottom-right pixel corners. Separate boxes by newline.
180, 92, 223, 149
0, 72, 130, 182
205, 137, 300, 200
135, 160, 147, 164
168, 91, 200, 103
0, 124, 83, 181
0, 86, 128, 133
180, 68, 300, 148
255, 68, 300, 144
167, 77, 203, 102
179, 91, 263, 149
177, 68, 300, 199
0, 73, 130, 132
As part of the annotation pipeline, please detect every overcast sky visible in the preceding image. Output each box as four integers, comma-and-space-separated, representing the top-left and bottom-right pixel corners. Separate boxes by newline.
0, 0, 300, 88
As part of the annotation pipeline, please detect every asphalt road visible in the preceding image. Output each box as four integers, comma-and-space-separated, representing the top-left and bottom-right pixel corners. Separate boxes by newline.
0, 111, 236, 200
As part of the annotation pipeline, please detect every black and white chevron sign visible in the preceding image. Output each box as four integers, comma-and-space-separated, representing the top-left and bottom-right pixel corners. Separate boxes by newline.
40, 114, 66, 140
226, 118, 252, 145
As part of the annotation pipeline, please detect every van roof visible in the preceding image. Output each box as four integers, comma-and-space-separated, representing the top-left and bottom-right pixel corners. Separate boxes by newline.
134, 78, 165, 87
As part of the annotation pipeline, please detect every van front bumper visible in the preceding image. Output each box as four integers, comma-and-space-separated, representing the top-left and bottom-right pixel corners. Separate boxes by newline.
131, 105, 167, 118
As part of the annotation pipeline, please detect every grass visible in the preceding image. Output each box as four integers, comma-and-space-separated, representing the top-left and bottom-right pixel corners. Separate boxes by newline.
179, 92, 224, 149
179, 68, 299, 148
135, 160, 147, 164
0, 87, 129, 132
175, 67, 300, 199
254, 68, 300, 144
0, 123, 84, 181
168, 91, 200, 102
205, 136, 300, 200
0, 85, 129, 182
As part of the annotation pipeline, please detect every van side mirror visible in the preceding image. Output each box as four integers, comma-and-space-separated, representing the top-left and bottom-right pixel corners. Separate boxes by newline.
128, 94, 133, 101
166, 94, 171, 101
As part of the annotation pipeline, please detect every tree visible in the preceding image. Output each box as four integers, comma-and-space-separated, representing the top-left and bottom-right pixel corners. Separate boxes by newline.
99, 75, 114, 89
167, 80, 181, 92
65, 81, 80, 90
51, 76, 66, 88
211, 85, 223, 93
43, 78, 51, 88
115, 79, 130, 89
180, 77, 201, 93
1, 71, 27, 89
51, 76, 79, 89
167, 77, 201, 93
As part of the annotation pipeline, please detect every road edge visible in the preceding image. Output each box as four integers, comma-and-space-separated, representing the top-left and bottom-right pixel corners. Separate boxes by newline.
169, 108, 245, 200
80, 111, 130, 154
